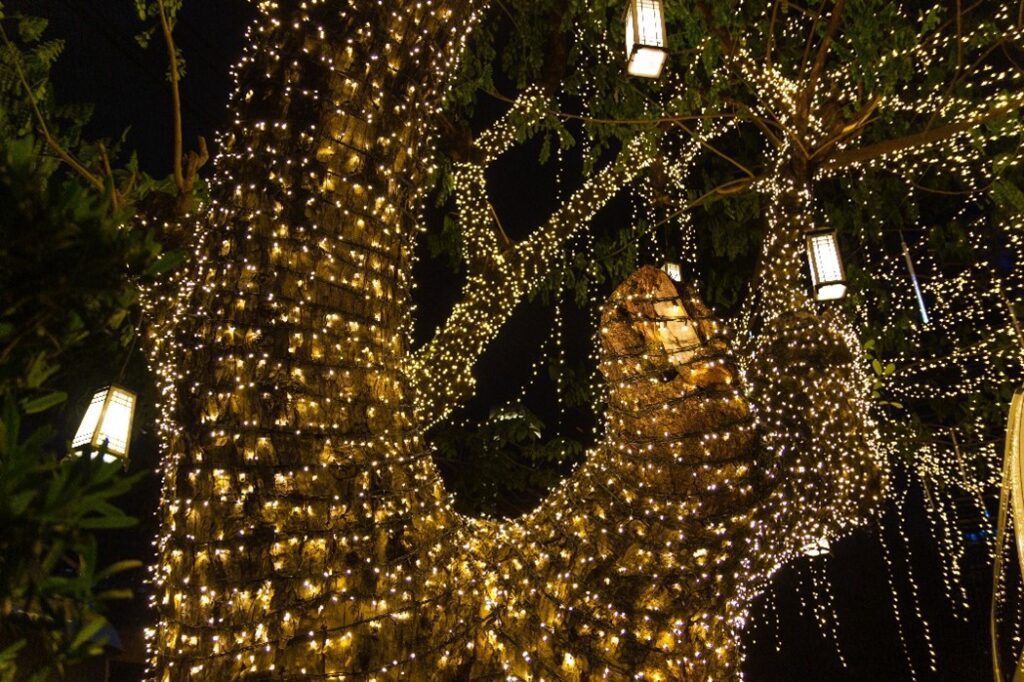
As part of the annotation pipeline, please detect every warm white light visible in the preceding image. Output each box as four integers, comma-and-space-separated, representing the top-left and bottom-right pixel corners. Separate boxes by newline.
805, 229, 847, 301
625, 0, 668, 78
661, 261, 682, 282
72, 385, 137, 463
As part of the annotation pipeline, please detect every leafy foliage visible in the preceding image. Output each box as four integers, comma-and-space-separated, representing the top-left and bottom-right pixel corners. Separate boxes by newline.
0, 398, 142, 679
0, 10, 187, 677
419, 0, 1024, 514
432, 406, 583, 517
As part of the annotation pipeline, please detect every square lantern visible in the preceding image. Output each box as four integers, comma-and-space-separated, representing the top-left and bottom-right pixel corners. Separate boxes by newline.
625, 0, 668, 78
805, 228, 847, 302
802, 537, 831, 557
661, 261, 682, 282
72, 385, 137, 464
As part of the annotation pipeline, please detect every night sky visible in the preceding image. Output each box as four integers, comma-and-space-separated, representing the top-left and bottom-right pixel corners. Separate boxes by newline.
26, 1, 997, 679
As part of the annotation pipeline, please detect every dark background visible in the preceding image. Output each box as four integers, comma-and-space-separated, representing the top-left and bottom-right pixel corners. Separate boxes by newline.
22, 1, 999, 679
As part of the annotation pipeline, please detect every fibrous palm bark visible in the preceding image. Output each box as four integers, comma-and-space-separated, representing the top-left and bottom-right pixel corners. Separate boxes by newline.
148, 1, 487, 677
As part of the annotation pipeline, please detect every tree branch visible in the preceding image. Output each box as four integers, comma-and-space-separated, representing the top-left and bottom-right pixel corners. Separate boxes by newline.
156, 0, 185, 193
800, 0, 846, 124
765, 0, 780, 69
0, 23, 105, 194
822, 96, 1024, 172
483, 89, 735, 127
408, 140, 651, 428
156, 0, 208, 214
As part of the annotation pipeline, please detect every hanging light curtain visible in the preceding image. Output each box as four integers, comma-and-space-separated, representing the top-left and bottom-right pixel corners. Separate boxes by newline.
900, 232, 930, 324
625, 0, 668, 78
992, 390, 1024, 680
72, 385, 137, 464
805, 228, 847, 301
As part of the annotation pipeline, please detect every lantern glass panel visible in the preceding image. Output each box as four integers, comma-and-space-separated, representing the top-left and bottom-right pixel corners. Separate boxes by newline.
806, 229, 847, 301
661, 262, 682, 282
802, 537, 831, 557
625, 0, 668, 78
72, 392, 106, 449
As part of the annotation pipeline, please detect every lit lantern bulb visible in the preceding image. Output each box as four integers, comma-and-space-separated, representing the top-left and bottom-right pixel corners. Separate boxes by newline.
625, 0, 668, 78
72, 385, 137, 464
805, 228, 847, 302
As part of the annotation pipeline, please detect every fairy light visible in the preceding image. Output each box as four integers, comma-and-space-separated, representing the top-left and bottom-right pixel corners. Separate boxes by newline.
134, 0, 1024, 678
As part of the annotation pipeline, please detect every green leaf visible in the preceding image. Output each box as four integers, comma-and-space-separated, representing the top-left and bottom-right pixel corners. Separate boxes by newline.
21, 391, 67, 414
144, 250, 185, 276
95, 559, 143, 581
26, 352, 59, 388
79, 514, 138, 530
108, 308, 129, 330
95, 588, 133, 601
9, 489, 36, 515
0, 639, 27, 664
69, 615, 106, 652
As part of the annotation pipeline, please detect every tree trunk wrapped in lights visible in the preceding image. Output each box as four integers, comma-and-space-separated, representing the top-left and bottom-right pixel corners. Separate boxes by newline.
145, 2, 885, 679
147, 1, 488, 677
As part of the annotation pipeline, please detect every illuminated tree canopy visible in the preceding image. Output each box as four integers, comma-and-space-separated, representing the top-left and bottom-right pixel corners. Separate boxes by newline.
5, 0, 1020, 678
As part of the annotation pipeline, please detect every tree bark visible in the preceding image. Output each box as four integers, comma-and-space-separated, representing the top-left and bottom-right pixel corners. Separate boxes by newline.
149, 2, 487, 677
408, 127, 651, 428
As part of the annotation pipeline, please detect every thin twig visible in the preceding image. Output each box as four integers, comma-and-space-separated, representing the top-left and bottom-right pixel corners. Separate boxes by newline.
0, 23, 105, 192
723, 97, 785, 148
674, 120, 756, 178
927, 38, 1006, 131
156, 0, 185, 193
483, 89, 736, 127
956, 0, 964, 71
97, 142, 122, 211
601, 175, 761, 260
487, 202, 513, 249
908, 177, 992, 196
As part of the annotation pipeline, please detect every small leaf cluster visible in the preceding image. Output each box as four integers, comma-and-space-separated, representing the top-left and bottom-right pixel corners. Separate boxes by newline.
431, 405, 584, 518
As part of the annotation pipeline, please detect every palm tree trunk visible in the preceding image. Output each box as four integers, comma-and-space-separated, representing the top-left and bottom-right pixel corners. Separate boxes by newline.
150, 2, 485, 678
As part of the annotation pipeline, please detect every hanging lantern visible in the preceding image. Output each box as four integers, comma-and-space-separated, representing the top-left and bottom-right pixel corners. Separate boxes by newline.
805, 228, 847, 302
801, 537, 831, 557
72, 385, 137, 464
661, 261, 682, 282
624, 0, 668, 79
